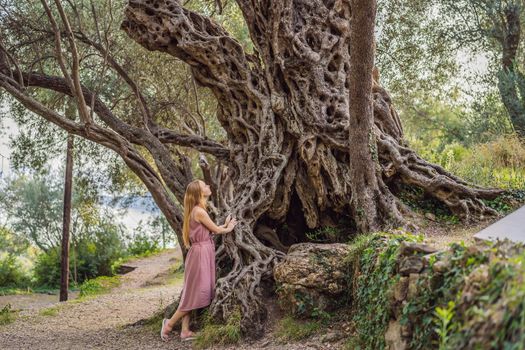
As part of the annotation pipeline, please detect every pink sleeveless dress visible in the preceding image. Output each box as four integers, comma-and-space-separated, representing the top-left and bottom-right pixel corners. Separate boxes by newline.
177, 214, 216, 312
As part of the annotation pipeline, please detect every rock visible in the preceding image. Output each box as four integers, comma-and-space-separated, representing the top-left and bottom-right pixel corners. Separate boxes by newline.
400, 324, 411, 338
461, 264, 490, 304
491, 308, 505, 325
400, 242, 439, 256
260, 339, 271, 347
399, 256, 425, 275
393, 277, 409, 302
273, 243, 352, 315
468, 264, 490, 284
466, 245, 483, 256
320, 331, 344, 343
385, 320, 407, 350
407, 273, 420, 299
432, 258, 450, 274
425, 212, 436, 221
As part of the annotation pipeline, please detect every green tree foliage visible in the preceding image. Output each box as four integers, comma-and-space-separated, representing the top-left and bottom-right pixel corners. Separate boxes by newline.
0, 173, 62, 252
0, 226, 32, 287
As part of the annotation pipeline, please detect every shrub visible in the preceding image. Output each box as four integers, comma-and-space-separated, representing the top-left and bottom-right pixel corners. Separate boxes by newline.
126, 232, 161, 257
79, 275, 121, 298
0, 304, 16, 325
32, 247, 62, 288
0, 253, 31, 287
33, 224, 126, 288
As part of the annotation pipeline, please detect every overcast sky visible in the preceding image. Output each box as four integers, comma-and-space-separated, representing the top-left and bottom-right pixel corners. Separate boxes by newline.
0, 114, 17, 178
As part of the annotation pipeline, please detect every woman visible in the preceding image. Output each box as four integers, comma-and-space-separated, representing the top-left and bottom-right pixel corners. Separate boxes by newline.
160, 179, 237, 342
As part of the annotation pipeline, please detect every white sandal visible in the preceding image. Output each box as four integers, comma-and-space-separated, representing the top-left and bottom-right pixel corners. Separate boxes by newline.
160, 318, 170, 342
181, 331, 197, 341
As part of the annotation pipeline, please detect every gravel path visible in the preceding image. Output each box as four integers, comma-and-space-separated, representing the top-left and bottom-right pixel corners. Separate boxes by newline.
0, 248, 193, 349
0, 245, 353, 350
2, 212, 492, 350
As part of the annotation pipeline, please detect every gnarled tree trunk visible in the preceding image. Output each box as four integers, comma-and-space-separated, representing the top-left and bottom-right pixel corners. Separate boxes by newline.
0, 0, 506, 339
120, 0, 504, 337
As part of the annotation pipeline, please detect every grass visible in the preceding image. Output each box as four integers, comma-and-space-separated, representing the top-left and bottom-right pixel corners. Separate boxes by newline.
193, 310, 242, 349
0, 285, 78, 296
165, 262, 185, 285
0, 287, 34, 296
78, 275, 122, 299
39, 306, 60, 317
143, 310, 165, 333
343, 336, 360, 349
275, 315, 321, 341
0, 304, 17, 326
111, 248, 169, 274
0, 284, 78, 296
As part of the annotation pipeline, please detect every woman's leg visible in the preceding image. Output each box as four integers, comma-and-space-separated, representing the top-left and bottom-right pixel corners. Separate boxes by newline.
181, 313, 193, 336
163, 309, 189, 334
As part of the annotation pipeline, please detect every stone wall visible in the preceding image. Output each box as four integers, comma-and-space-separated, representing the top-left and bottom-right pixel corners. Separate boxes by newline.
274, 232, 525, 349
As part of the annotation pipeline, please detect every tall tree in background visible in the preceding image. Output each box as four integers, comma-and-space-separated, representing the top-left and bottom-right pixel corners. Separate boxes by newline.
439, 0, 525, 137
59, 133, 73, 302
0, 0, 506, 336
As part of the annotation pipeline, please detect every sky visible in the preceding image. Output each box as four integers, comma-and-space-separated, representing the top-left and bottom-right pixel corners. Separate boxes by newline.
0, 114, 17, 179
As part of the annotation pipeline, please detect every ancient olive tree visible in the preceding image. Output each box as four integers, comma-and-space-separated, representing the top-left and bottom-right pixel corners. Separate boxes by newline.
0, 0, 504, 337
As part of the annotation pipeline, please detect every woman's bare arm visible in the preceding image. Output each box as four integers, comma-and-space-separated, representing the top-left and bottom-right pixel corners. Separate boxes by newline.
194, 207, 237, 234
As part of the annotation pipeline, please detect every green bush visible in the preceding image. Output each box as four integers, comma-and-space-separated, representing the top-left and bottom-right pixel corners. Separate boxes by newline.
126, 232, 161, 257
0, 253, 31, 287
32, 247, 62, 288
75, 222, 126, 278
0, 227, 32, 288
79, 275, 121, 298
33, 224, 126, 288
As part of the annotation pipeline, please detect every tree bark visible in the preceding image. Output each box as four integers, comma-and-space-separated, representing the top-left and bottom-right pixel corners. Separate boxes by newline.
120, 0, 505, 337
0, 0, 508, 338
347, 0, 404, 232
60, 133, 74, 302
495, 2, 525, 137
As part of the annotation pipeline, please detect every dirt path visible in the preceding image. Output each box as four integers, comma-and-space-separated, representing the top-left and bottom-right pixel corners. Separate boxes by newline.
1, 213, 494, 350
0, 248, 195, 350
0, 246, 337, 350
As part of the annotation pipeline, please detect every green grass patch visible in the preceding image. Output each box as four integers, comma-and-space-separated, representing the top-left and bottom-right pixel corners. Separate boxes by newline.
0, 285, 81, 296
165, 262, 185, 285
0, 304, 17, 326
39, 306, 60, 317
78, 275, 121, 298
110, 248, 168, 275
193, 309, 242, 349
0, 287, 33, 296
275, 315, 321, 341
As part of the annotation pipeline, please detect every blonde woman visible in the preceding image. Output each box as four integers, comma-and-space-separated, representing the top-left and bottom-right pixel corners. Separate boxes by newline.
160, 179, 237, 342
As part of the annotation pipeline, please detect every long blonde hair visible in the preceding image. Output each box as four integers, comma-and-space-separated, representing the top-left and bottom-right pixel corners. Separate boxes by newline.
182, 180, 207, 249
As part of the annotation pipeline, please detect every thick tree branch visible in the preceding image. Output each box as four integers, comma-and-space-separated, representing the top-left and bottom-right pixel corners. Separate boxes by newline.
154, 127, 229, 160
121, 0, 269, 142
14, 71, 229, 161
121, 0, 256, 92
